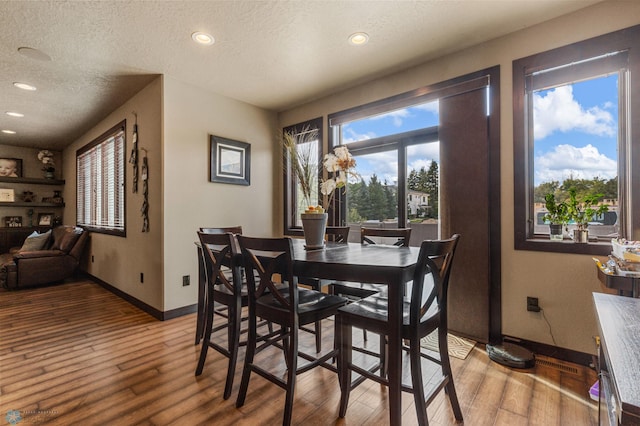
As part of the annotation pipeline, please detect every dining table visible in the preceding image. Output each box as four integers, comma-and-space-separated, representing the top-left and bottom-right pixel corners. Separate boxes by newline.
196, 237, 421, 425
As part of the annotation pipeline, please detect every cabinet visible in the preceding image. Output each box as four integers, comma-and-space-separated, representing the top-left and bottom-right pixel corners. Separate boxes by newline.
0, 176, 65, 229
593, 293, 640, 425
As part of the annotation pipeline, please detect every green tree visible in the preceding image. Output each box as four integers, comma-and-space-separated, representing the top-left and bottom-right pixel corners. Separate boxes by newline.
424, 161, 439, 218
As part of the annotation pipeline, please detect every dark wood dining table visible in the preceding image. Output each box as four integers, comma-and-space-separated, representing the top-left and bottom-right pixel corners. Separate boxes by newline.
196, 237, 421, 425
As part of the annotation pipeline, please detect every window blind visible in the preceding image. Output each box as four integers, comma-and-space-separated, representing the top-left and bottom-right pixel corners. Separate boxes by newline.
77, 122, 125, 235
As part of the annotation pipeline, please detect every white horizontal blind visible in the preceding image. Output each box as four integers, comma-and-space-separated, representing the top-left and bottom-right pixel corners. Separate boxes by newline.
77, 124, 125, 234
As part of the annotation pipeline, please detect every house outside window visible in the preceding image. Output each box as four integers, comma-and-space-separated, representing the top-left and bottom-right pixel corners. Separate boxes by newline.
513, 25, 640, 254
77, 121, 126, 236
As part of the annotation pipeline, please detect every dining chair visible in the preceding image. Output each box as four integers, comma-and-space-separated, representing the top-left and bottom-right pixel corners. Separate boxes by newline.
336, 234, 463, 426
298, 225, 351, 352
329, 226, 412, 344
195, 226, 243, 345
194, 231, 246, 400
235, 235, 348, 426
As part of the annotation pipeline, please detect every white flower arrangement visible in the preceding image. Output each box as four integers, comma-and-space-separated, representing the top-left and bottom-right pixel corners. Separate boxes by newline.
309, 145, 357, 213
38, 150, 55, 172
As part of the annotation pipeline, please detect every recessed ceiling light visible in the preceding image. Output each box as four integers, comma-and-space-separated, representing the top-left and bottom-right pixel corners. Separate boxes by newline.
348, 32, 369, 46
6, 111, 24, 118
13, 82, 37, 91
17, 47, 52, 61
1, 130, 17, 134
191, 31, 215, 45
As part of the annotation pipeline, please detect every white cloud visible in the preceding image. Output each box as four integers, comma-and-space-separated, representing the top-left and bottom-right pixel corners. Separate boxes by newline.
533, 85, 616, 139
535, 144, 617, 184
342, 126, 375, 143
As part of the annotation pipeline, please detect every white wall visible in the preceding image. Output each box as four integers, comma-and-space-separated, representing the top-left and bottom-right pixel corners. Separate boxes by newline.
278, 0, 640, 354
63, 77, 164, 310
162, 76, 277, 311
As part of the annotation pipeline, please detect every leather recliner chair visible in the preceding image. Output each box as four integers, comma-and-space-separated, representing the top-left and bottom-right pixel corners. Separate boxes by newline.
0, 226, 89, 289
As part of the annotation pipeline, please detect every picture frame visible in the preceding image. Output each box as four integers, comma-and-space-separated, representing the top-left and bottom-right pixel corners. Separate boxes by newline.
209, 135, 250, 186
38, 213, 53, 226
0, 157, 22, 178
4, 216, 22, 228
0, 188, 15, 202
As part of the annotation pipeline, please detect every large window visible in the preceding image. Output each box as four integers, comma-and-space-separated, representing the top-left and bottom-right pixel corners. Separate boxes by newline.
283, 118, 322, 235
329, 100, 441, 246
514, 25, 640, 253
77, 121, 126, 236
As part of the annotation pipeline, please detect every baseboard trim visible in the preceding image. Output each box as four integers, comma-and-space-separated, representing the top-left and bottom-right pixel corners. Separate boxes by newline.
81, 272, 197, 321
502, 335, 594, 367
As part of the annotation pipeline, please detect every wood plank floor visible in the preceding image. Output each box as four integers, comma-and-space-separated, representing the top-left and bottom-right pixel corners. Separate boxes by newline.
0, 279, 598, 425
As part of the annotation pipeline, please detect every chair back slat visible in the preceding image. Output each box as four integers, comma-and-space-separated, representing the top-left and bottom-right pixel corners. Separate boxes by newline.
197, 231, 237, 293
360, 227, 412, 247
325, 226, 350, 243
410, 234, 460, 327
200, 226, 243, 235
237, 235, 297, 312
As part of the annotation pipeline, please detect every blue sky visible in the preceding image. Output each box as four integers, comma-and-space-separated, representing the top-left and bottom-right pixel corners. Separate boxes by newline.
533, 75, 618, 185
340, 75, 618, 188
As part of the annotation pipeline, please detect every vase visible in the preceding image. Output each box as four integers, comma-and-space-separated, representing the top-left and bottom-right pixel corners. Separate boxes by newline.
44, 171, 55, 179
301, 213, 327, 249
573, 229, 589, 243
549, 224, 563, 241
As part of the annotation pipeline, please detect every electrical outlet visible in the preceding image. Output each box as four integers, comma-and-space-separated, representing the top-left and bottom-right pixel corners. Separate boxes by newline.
527, 296, 541, 312
182, 275, 190, 287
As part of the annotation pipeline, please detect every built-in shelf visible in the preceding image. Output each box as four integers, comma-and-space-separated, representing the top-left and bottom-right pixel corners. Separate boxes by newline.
0, 202, 64, 208
0, 176, 65, 185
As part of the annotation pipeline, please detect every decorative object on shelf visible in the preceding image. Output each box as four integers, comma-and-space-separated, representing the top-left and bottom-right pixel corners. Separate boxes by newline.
4, 216, 22, 227
566, 188, 609, 243
141, 148, 149, 232
209, 135, 250, 186
0, 188, 15, 202
51, 190, 64, 205
22, 190, 35, 202
0, 158, 22, 177
129, 111, 139, 193
37, 150, 55, 179
543, 193, 569, 241
27, 209, 34, 227
53, 216, 62, 227
37, 212, 53, 226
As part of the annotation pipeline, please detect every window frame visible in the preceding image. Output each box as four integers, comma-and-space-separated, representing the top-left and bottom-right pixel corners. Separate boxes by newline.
76, 120, 126, 237
513, 25, 640, 254
283, 117, 323, 236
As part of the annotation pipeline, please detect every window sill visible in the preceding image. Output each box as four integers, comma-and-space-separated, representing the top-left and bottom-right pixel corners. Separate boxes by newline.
515, 237, 611, 255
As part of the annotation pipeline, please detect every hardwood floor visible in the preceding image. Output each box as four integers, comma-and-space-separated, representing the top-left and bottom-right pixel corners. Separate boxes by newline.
0, 279, 598, 425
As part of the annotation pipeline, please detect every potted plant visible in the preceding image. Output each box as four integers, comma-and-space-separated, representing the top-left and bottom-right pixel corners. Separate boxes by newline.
282, 128, 357, 249
38, 150, 55, 179
566, 188, 609, 243
543, 193, 569, 240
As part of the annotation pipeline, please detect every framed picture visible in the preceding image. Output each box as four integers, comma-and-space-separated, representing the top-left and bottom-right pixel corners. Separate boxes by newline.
0, 158, 23, 178
38, 213, 53, 226
210, 135, 250, 186
4, 216, 22, 228
0, 188, 15, 202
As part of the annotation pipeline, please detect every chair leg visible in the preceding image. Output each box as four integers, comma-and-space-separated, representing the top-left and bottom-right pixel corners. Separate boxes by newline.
283, 327, 299, 426
223, 299, 242, 400
409, 335, 429, 426
439, 331, 463, 422
314, 320, 322, 353
338, 315, 353, 418
195, 288, 215, 376
236, 310, 257, 408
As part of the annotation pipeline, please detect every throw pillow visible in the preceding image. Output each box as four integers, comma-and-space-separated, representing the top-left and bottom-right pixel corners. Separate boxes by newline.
19, 230, 51, 252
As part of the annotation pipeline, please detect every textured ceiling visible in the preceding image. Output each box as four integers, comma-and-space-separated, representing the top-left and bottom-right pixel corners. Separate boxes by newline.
0, 0, 603, 150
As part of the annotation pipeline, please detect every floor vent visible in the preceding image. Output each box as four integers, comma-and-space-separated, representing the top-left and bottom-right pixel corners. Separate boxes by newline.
535, 358, 579, 375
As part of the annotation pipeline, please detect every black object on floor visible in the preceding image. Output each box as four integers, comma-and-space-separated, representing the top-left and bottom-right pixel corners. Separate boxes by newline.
486, 342, 535, 369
